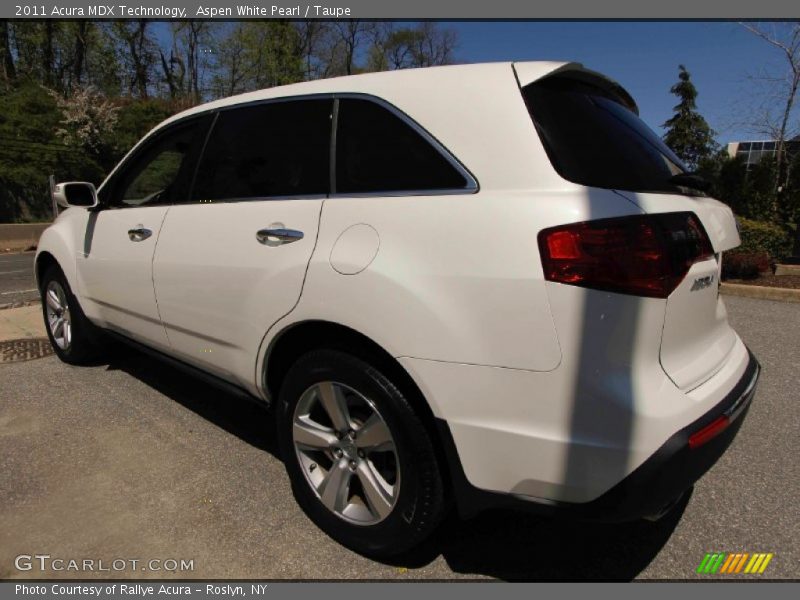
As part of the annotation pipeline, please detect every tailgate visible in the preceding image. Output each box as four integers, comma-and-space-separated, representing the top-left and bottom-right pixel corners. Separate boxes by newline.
616, 191, 741, 390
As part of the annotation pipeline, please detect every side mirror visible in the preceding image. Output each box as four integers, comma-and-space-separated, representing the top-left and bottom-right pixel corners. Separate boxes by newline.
53, 182, 99, 209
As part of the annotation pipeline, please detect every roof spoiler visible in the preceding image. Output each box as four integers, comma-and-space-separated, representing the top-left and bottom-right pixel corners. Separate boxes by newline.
513, 61, 639, 115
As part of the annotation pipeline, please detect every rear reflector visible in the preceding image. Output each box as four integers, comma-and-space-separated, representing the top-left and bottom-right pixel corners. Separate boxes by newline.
688, 416, 730, 449
538, 212, 714, 298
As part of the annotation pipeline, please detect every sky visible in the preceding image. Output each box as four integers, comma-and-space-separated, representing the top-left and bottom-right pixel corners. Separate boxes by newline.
441, 21, 791, 145
158, 21, 793, 147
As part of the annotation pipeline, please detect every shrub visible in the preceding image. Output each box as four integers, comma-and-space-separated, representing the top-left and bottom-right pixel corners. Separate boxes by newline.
735, 217, 793, 261
721, 252, 771, 280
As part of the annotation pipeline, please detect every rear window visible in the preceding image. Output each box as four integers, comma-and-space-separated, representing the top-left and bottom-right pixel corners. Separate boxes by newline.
523, 76, 689, 194
335, 98, 468, 194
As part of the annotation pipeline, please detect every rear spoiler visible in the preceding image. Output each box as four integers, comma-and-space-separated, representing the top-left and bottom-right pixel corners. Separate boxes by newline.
513, 61, 639, 115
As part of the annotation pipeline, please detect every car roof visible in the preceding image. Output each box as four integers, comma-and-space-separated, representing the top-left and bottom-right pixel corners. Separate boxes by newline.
166, 61, 571, 122
110, 62, 635, 193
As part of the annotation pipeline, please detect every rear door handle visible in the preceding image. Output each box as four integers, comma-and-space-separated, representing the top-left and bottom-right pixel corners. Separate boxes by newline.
256, 228, 304, 246
128, 226, 152, 242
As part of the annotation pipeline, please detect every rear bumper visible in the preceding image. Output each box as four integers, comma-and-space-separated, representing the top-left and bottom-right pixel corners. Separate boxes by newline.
439, 348, 760, 521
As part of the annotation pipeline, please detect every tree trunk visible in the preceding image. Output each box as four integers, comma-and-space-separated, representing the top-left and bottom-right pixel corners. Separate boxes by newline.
1, 20, 15, 81
42, 21, 54, 87
73, 20, 87, 86
159, 49, 178, 98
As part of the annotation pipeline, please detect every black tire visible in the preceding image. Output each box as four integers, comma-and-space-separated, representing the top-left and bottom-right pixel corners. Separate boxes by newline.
278, 349, 447, 558
40, 264, 104, 364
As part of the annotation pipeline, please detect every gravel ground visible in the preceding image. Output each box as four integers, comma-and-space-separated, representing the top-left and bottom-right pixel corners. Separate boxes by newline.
0, 295, 797, 581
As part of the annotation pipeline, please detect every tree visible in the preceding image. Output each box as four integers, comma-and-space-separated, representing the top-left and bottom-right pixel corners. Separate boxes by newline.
158, 21, 214, 103
1, 20, 16, 82
50, 85, 119, 157
364, 23, 458, 72
294, 21, 333, 80
210, 22, 303, 96
741, 23, 800, 255
662, 65, 717, 171
112, 20, 156, 98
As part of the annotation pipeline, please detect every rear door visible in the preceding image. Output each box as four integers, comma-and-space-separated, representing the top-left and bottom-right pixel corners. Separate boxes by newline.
152, 98, 332, 387
77, 117, 207, 350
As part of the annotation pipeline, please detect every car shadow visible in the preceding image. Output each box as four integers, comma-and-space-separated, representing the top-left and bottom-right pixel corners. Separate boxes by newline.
396, 492, 688, 580
103, 347, 279, 458
101, 345, 685, 582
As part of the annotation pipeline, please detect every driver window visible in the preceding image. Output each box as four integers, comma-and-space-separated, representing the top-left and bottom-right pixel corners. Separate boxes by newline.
110, 119, 201, 207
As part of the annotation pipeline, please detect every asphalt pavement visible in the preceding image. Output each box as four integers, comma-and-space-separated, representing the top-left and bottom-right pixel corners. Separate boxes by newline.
0, 252, 38, 306
0, 295, 797, 580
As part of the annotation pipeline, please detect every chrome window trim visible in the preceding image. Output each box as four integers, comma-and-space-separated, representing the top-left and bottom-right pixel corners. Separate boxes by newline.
104, 91, 479, 208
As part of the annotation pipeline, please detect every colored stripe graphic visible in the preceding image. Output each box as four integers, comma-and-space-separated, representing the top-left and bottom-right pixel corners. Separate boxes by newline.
758, 554, 773, 573
711, 553, 726, 573
702, 552, 773, 574
735, 554, 749, 573
697, 554, 712, 573
720, 554, 736, 573
745, 554, 760, 573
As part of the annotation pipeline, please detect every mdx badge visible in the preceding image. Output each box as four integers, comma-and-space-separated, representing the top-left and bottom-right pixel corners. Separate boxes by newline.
691, 274, 716, 291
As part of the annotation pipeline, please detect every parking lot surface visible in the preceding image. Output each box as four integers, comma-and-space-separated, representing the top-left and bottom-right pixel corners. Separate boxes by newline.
0, 295, 797, 580
0, 252, 38, 306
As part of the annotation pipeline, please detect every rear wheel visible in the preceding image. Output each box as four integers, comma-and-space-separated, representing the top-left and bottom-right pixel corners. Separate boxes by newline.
278, 349, 447, 557
40, 265, 103, 364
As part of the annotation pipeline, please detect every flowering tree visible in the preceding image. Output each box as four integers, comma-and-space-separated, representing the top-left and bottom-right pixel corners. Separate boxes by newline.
50, 86, 119, 156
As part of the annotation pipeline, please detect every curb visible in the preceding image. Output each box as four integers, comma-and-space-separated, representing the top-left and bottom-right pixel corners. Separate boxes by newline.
721, 282, 800, 303
774, 264, 800, 276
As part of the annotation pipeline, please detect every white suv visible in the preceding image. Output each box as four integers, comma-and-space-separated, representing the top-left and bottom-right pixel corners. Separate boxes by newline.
37, 61, 759, 557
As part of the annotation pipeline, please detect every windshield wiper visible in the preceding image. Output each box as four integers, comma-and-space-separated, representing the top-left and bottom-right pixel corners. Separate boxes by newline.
669, 172, 711, 193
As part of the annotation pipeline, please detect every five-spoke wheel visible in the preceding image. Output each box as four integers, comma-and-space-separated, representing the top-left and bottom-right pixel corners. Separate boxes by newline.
39, 264, 103, 364
293, 381, 399, 525
278, 349, 447, 557
44, 280, 72, 351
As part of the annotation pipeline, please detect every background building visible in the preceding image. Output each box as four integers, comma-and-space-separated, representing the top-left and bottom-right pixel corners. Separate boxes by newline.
727, 135, 800, 169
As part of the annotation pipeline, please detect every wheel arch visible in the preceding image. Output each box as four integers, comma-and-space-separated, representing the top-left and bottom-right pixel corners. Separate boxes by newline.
35, 222, 79, 294
263, 319, 453, 494
34, 250, 60, 290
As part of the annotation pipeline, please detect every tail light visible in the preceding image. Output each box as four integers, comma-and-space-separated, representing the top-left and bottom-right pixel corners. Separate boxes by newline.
538, 212, 714, 299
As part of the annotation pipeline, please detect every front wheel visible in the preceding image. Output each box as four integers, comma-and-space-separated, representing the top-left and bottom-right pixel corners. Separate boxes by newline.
278, 349, 447, 557
40, 265, 102, 364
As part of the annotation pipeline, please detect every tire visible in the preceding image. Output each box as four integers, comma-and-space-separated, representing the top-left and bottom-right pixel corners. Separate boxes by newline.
278, 349, 447, 557
40, 264, 103, 364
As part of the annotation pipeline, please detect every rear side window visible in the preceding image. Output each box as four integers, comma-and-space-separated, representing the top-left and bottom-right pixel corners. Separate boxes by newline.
523, 77, 689, 194
192, 99, 332, 201
335, 98, 468, 194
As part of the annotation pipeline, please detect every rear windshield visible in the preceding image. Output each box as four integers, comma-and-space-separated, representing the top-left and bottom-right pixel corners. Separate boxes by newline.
523, 76, 690, 194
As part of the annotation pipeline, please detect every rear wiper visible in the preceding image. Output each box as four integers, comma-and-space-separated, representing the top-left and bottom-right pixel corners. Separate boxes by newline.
669, 172, 711, 193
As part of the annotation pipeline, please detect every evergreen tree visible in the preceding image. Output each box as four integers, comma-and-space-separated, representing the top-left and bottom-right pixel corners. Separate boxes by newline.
662, 65, 717, 171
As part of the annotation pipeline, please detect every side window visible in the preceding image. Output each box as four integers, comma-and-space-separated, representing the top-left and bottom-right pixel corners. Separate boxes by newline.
192, 99, 332, 201
109, 119, 204, 207
335, 98, 468, 194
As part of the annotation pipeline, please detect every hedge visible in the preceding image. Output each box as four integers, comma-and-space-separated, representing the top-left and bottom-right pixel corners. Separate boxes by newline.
734, 217, 793, 261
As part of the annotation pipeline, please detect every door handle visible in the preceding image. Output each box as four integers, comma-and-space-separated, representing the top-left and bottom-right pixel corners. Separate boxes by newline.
256, 228, 304, 246
128, 226, 152, 242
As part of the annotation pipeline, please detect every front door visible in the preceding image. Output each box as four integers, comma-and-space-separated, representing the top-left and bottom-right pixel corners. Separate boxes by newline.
77, 117, 207, 350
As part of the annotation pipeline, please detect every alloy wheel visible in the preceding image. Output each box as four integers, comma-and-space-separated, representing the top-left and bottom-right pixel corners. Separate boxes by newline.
45, 280, 72, 351
292, 381, 400, 525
